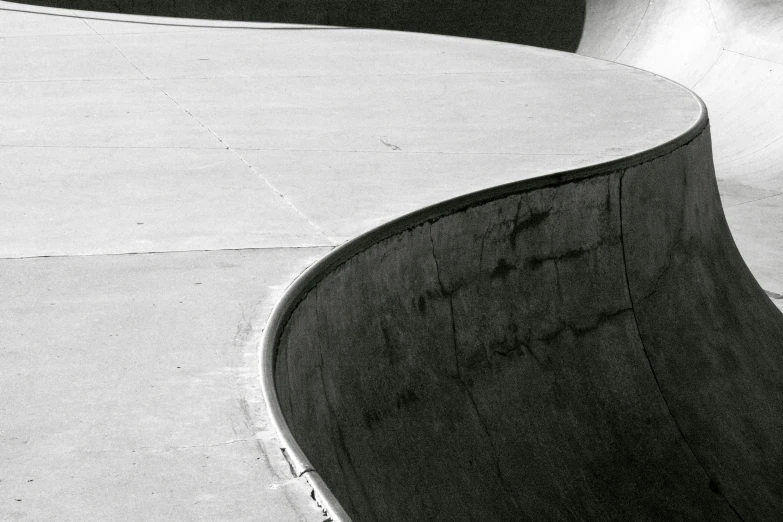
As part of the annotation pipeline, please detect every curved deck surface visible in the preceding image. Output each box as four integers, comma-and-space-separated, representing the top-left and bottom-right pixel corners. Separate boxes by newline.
1, 0, 782, 521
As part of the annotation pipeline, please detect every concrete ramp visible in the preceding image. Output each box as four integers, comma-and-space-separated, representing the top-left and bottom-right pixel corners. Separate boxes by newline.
266, 111, 783, 521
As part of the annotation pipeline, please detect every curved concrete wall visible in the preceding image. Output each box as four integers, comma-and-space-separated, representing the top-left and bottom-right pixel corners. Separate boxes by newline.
268, 122, 783, 520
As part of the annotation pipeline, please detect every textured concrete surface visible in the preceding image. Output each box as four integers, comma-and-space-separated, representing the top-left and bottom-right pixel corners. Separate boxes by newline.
2, 249, 329, 521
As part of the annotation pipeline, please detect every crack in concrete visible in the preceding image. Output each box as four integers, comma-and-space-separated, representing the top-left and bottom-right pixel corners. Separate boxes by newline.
523, 239, 610, 271
723, 190, 783, 208
477, 224, 489, 270
0, 4, 346, 30
617, 170, 746, 521
314, 286, 374, 521
703, 0, 722, 40
20, 439, 253, 458
634, 191, 689, 307
538, 307, 634, 344
81, 19, 335, 245
377, 136, 401, 151
724, 48, 783, 67
0, 77, 155, 84
0, 143, 222, 148
717, 125, 783, 166
691, 51, 723, 90
688, 0, 726, 90
232, 147, 603, 155
165, 439, 251, 450
634, 236, 684, 307
0, 245, 335, 261
615, 0, 652, 61
553, 258, 565, 302
510, 197, 549, 250
427, 223, 522, 511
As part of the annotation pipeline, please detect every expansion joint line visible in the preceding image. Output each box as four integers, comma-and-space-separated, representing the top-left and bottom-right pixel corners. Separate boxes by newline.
614, 0, 652, 61
690, 52, 722, 90
616, 170, 745, 521
703, 0, 723, 43
690, 0, 725, 90
81, 18, 335, 244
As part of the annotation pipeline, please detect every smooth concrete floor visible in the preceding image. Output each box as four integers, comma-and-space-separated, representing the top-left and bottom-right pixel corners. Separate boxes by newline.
0, 2, 777, 520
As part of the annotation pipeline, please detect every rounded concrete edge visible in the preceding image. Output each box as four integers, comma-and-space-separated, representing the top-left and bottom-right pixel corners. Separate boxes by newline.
260, 85, 708, 521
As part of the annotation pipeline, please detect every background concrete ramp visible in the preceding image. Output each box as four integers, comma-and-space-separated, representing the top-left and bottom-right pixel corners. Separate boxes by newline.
580, 0, 723, 86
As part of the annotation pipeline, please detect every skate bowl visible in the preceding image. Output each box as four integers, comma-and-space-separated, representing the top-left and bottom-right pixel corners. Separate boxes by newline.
7, 0, 783, 520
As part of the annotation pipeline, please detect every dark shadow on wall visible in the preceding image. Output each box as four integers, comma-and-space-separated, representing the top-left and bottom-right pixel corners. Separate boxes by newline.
9, 0, 586, 52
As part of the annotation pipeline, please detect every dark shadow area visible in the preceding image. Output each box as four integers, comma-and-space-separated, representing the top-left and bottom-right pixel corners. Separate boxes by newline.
7, 0, 585, 51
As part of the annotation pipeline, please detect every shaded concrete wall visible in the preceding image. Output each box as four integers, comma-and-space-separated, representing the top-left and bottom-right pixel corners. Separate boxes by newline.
7, 0, 585, 51
274, 127, 783, 520
621, 131, 783, 518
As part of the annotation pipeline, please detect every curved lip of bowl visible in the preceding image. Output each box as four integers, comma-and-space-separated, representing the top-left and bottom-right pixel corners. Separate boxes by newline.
259, 66, 707, 521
